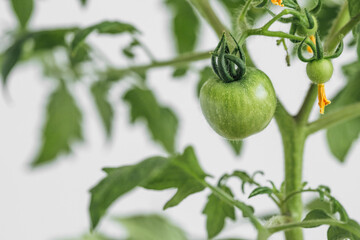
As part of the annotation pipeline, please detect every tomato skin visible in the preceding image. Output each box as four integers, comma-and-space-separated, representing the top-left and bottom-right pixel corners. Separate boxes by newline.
199, 67, 277, 140
306, 59, 333, 84
296, 16, 318, 37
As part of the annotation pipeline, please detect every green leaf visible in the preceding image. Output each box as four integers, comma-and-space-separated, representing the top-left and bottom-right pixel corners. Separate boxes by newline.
164, 0, 199, 54
90, 81, 114, 138
90, 157, 169, 229
348, 0, 360, 18
123, 86, 178, 153
164, 0, 200, 76
32, 81, 83, 166
302, 209, 332, 228
142, 146, 207, 209
202, 185, 236, 238
1, 38, 24, 85
10, 0, 34, 29
305, 198, 332, 214
327, 220, 360, 240
227, 140, 243, 156
196, 66, 214, 97
90, 146, 207, 229
316, 2, 341, 38
114, 214, 187, 240
71, 21, 138, 54
248, 187, 273, 199
326, 62, 360, 162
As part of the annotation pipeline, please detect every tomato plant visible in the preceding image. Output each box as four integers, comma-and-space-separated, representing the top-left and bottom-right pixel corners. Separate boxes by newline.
1, 0, 360, 240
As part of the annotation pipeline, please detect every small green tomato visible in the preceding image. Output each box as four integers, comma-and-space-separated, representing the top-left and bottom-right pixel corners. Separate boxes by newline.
199, 67, 277, 140
306, 59, 334, 84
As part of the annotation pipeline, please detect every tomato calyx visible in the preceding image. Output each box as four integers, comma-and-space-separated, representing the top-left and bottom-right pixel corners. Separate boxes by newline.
297, 32, 343, 114
211, 33, 247, 83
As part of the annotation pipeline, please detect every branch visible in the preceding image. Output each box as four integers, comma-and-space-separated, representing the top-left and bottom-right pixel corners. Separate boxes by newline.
295, 84, 318, 125
110, 50, 211, 78
325, 7, 360, 52
306, 102, 360, 135
188, 0, 227, 37
268, 219, 360, 237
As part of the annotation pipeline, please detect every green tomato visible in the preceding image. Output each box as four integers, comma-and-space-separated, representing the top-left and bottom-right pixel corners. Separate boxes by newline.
306, 59, 333, 84
296, 16, 318, 37
199, 67, 277, 140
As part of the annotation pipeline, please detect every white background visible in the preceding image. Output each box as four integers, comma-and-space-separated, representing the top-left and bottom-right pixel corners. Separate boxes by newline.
0, 0, 359, 239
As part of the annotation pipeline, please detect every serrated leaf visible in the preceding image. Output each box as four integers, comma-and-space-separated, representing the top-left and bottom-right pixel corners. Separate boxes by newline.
91, 81, 114, 138
11, 0, 34, 29
197, 66, 214, 97
248, 187, 273, 199
202, 185, 236, 238
90, 146, 207, 229
123, 86, 178, 153
326, 62, 360, 162
90, 157, 169, 229
348, 0, 360, 18
114, 214, 187, 240
227, 140, 243, 156
142, 146, 207, 209
71, 21, 138, 54
302, 209, 332, 228
32, 81, 83, 166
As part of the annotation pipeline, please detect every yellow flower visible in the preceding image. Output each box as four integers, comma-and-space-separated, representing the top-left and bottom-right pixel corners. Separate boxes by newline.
271, 0, 284, 7
307, 35, 316, 53
318, 84, 331, 114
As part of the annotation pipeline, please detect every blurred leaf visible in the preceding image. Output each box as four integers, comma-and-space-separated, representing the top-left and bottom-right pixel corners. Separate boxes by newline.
197, 66, 214, 97
302, 209, 332, 228
315, 2, 341, 38
172, 67, 187, 78
114, 214, 187, 240
123, 86, 178, 153
326, 62, 360, 162
32, 81, 83, 166
142, 146, 207, 209
327, 220, 360, 240
70, 43, 91, 67
61, 232, 114, 240
164, 0, 200, 76
80, 0, 88, 6
91, 81, 114, 138
227, 140, 243, 156
1, 38, 25, 85
203, 185, 236, 238
217, 0, 265, 26
348, 0, 360, 18
90, 146, 207, 229
71, 21, 138, 54
122, 38, 140, 59
11, 0, 34, 29
33, 28, 77, 51
164, 0, 199, 54
305, 198, 332, 214
248, 186, 273, 199
1, 28, 77, 85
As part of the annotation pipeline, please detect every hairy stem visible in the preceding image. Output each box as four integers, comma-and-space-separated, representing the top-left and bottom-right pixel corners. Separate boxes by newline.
275, 102, 305, 240
306, 102, 360, 135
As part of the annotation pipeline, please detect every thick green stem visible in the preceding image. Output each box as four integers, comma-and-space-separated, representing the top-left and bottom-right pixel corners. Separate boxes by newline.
275, 102, 305, 240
